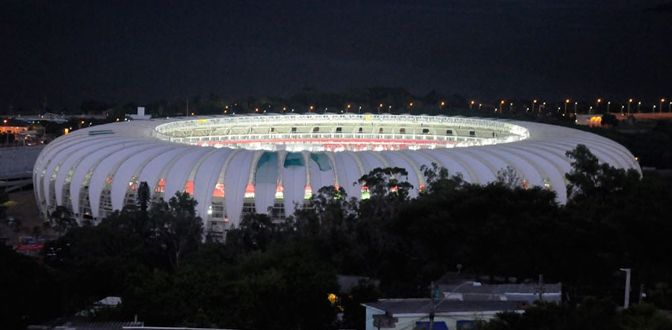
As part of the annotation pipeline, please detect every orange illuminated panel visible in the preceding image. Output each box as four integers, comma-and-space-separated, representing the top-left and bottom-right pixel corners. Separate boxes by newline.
155, 178, 166, 193
244, 183, 255, 199
304, 184, 313, 200
184, 180, 194, 195
275, 184, 284, 199
213, 182, 225, 198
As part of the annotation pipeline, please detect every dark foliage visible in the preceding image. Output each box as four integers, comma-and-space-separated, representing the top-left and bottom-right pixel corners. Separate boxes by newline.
3, 145, 672, 329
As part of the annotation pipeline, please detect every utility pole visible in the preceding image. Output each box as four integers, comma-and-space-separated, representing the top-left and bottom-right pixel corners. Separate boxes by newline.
620, 268, 631, 309
537, 274, 545, 302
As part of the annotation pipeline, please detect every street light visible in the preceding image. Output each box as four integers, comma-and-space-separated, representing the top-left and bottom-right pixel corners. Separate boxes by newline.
596, 98, 602, 114
607, 101, 611, 113
564, 99, 570, 115
660, 99, 665, 113
627, 98, 633, 115
637, 101, 641, 113
498, 100, 505, 112
574, 101, 578, 114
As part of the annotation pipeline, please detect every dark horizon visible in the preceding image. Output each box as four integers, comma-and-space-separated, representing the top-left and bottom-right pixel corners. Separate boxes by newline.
2, 0, 671, 111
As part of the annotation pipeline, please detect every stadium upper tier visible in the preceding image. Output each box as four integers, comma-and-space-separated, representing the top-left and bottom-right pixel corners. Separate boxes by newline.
33, 114, 640, 236
153, 114, 530, 152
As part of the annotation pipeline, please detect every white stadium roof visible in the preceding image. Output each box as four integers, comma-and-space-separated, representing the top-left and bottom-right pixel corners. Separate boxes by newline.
33, 114, 640, 233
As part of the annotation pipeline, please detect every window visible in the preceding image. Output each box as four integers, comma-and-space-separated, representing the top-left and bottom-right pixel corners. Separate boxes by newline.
291, 127, 297, 133
336, 127, 342, 133
469, 130, 475, 136
446, 129, 453, 135
399, 128, 406, 134
358, 127, 363, 133
313, 127, 320, 133
422, 128, 430, 134
379, 127, 384, 133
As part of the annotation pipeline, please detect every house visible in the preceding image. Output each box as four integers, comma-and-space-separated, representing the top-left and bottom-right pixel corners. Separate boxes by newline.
362, 299, 525, 330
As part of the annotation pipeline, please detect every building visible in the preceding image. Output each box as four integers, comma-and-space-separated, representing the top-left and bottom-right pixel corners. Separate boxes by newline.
362, 299, 525, 330
33, 114, 640, 236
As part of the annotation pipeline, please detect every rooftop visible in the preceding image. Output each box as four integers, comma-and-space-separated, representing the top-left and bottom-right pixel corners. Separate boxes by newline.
363, 298, 525, 315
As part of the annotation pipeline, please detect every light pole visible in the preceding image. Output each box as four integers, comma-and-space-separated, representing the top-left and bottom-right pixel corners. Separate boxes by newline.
660, 99, 665, 113
620, 268, 632, 309
532, 99, 537, 112
564, 99, 570, 116
627, 99, 633, 115
637, 101, 641, 113
574, 101, 578, 115
607, 101, 611, 113
498, 100, 504, 113
596, 98, 602, 114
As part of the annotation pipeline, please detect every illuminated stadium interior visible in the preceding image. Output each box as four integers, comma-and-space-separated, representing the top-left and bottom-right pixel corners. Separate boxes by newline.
154, 114, 531, 152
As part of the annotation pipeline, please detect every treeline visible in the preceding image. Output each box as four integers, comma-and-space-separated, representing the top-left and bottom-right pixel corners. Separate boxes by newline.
2, 145, 672, 329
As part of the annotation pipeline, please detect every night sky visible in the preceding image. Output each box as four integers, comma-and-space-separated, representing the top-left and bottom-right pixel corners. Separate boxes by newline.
1, 0, 671, 110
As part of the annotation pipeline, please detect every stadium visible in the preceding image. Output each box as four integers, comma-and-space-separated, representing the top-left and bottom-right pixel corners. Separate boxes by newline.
33, 113, 640, 236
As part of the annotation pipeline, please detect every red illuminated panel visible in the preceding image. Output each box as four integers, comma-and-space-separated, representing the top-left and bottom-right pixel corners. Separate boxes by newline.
184, 180, 194, 195
213, 182, 225, 198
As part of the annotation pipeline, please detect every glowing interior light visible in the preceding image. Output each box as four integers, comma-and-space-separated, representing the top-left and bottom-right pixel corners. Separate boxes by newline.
361, 185, 370, 200
128, 180, 138, 191
155, 178, 166, 193
304, 185, 313, 200
275, 184, 284, 199
244, 183, 255, 199
389, 185, 398, 193
212, 182, 225, 198
419, 183, 427, 192
184, 180, 194, 195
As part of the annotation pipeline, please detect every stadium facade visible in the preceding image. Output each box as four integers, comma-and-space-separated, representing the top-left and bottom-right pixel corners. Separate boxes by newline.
33, 114, 640, 237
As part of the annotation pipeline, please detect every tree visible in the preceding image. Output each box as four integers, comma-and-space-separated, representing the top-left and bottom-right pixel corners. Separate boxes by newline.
137, 181, 150, 214
149, 192, 203, 270
48, 205, 77, 236
565, 144, 640, 202
0, 187, 8, 220
601, 113, 619, 127
357, 167, 413, 220
496, 165, 523, 189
